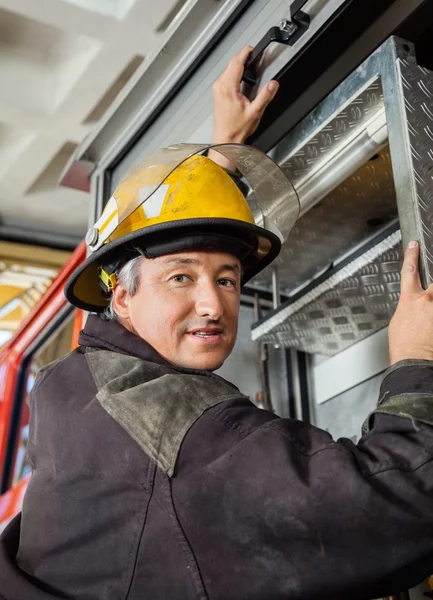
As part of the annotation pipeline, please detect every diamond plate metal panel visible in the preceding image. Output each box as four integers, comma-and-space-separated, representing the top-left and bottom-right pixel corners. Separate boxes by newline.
248, 77, 391, 296
252, 228, 402, 356
392, 56, 433, 284
281, 80, 384, 189
251, 147, 398, 295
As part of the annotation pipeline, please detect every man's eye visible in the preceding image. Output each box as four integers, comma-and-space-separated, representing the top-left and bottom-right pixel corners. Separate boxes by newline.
171, 274, 190, 283
218, 278, 236, 288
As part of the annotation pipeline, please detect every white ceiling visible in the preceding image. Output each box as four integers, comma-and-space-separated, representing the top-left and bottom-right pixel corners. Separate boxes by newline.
0, 0, 189, 244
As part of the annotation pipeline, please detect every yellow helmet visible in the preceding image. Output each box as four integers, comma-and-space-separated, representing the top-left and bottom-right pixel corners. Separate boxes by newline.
65, 143, 299, 312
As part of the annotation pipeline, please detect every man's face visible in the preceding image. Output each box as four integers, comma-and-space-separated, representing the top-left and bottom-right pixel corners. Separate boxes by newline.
113, 250, 241, 371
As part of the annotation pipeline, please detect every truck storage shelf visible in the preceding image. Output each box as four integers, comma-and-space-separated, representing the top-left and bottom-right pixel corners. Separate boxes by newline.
251, 222, 401, 356
247, 35, 433, 355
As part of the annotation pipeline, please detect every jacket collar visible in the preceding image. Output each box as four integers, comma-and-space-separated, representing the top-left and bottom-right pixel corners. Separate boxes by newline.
78, 314, 169, 366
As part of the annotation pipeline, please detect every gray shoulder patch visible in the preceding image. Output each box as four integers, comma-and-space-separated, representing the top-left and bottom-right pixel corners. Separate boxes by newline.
363, 393, 433, 433
382, 359, 433, 380
85, 349, 246, 476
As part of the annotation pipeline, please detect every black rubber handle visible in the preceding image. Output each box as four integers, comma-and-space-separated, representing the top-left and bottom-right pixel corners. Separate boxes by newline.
242, 26, 296, 86
242, 1, 310, 86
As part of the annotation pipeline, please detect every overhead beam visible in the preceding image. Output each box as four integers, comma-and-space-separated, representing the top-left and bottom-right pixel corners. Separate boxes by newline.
0, 224, 81, 251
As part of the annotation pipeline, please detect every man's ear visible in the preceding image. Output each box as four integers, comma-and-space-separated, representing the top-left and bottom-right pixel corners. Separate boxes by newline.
111, 284, 130, 320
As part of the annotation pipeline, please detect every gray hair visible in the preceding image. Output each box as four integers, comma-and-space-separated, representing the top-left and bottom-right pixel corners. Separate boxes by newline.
103, 255, 144, 321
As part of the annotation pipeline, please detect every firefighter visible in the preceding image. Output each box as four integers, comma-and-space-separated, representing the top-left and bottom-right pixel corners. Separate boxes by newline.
1, 48, 433, 600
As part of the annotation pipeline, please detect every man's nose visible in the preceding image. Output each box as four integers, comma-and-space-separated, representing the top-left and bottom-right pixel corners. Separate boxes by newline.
195, 281, 224, 320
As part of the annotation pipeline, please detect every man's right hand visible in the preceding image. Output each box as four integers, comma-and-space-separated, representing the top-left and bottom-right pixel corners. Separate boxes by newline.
211, 46, 279, 146
208, 46, 279, 172
389, 241, 433, 364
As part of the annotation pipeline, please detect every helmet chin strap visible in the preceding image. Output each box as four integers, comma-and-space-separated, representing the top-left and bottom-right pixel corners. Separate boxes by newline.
98, 261, 121, 296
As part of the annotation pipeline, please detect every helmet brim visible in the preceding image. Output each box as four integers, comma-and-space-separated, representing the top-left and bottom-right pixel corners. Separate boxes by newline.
65, 218, 280, 312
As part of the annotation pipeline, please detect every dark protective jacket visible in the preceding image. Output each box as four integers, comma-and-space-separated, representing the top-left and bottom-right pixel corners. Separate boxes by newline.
1, 314, 433, 600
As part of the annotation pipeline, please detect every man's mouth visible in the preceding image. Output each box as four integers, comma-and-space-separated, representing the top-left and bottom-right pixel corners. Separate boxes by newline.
187, 328, 224, 342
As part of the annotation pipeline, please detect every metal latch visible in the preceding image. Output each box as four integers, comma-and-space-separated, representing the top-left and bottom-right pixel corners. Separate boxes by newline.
242, 0, 310, 86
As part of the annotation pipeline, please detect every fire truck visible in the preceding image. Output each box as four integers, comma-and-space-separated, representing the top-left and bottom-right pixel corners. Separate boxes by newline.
0, 243, 85, 525
2, 0, 433, 596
